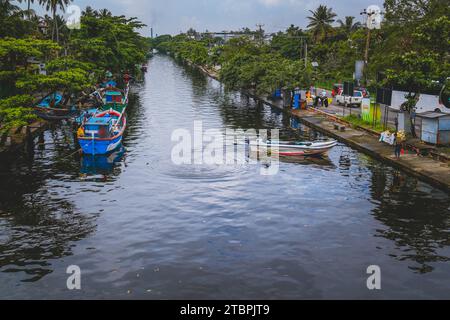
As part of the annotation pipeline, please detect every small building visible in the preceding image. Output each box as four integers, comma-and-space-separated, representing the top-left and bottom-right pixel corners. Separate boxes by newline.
416, 112, 450, 145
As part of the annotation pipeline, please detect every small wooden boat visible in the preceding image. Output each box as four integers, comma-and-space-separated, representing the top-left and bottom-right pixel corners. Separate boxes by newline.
250, 139, 337, 156
34, 93, 79, 120
77, 109, 126, 155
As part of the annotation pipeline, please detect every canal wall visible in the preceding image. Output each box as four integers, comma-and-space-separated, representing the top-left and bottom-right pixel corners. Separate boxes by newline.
194, 64, 450, 193
0, 120, 48, 155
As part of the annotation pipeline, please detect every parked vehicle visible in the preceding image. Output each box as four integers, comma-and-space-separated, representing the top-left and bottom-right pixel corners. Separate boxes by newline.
336, 90, 364, 107
355, 87, 370, 97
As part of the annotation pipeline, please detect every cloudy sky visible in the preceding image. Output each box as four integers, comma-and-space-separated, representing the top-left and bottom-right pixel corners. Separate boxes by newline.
27, 0, 385, 36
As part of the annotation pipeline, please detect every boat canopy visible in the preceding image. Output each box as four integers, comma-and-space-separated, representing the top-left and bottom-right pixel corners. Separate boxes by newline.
84, 116, 115, 138
105, 91, 123, 103
105, 80, 117, 87
38, 93, 63, 107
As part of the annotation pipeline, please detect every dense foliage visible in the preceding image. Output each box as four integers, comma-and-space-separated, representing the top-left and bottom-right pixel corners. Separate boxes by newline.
0, 1, 150, 134
151, 0, 449, 98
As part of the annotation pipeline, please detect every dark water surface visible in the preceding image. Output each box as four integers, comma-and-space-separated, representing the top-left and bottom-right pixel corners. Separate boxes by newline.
1, 55, 450, 299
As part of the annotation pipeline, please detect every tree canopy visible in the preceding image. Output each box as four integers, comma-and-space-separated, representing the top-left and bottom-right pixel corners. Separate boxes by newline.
0, 1, 150, 134
151, 1, 448, 99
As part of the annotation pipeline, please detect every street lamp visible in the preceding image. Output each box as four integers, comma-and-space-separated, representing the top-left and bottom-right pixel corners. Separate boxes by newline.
360, 5, 383, 85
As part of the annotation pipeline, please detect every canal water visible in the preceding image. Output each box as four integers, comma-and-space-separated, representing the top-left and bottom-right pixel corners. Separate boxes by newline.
1, 55, 450, 299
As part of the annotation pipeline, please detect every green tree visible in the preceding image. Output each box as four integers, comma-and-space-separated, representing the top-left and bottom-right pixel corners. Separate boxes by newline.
385, 51, 441, 136
337, 16, 361, 37
0, 94, 36, 134
17, 0, 36, 19
39, 0, 72, 43
307, 5, 337, 42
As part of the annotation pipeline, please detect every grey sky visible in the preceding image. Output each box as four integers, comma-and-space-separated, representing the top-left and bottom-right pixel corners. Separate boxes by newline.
25, 0, 385, 36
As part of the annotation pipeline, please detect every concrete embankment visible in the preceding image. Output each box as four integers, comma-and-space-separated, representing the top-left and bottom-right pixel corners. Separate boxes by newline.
0, 120, 48, 155
197, 64, 450, 193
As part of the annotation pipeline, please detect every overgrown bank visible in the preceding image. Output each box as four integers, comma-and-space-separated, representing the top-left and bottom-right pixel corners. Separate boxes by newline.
0, 2, 151, 141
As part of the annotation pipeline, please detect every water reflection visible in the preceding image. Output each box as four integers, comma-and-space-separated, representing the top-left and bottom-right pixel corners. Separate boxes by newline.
369, 164, 450, 274
0, 150, 97, 282
1, 55, 450, 298
80, 146, 126, 176
179, 61, 450, 280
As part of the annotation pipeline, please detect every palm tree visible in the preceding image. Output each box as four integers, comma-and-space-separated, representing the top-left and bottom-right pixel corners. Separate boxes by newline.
98, 8, 112, 18
337, 16, 361, 36
39, 0, 71, 43
307, 5, 337, 42
0, 0, 20, 17
16, 0, 35, 19
82, 6, 97, 17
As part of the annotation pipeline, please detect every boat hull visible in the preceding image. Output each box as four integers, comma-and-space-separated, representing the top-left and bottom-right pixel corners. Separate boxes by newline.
34, 103, 79, 120
250, 140, 337, 157
101, 103, 128, 114
78, 110, 127, 155
79, 135, 123, 155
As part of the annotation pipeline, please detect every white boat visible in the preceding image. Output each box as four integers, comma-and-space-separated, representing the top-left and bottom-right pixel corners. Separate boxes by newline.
249, 139, 338, 156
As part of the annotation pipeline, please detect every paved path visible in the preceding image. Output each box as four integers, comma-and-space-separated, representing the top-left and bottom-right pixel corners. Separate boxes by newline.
256, 94, 450, 193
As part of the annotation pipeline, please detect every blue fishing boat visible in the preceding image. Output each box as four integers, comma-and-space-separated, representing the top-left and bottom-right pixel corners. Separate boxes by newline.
34, 93, 78, 120
37, 93, 63, 108
77, 109, 126, 155
74, 108, 99, 126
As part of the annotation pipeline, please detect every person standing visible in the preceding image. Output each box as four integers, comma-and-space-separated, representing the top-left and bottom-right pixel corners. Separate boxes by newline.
394, 132, 402, 159
123, 70, 132, 84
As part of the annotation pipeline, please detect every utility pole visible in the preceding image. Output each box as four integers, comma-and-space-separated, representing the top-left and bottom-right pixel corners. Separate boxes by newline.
360, 6, 382, 85
364, 28, 370, 64
304, 41, 308, 69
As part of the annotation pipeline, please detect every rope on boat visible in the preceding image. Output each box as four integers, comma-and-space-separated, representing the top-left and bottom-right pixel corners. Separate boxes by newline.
59, 147, 82, 160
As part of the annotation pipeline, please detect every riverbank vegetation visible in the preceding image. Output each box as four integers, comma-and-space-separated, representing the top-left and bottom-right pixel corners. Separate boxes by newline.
151, 0, 449, 98
0, 0, 150, 135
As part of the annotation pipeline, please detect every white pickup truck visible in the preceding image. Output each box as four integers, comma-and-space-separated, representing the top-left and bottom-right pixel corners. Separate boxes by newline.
336, 90, 364, 107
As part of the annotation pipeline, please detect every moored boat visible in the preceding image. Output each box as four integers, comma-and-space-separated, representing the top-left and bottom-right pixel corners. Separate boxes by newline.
250, 139, 337, 156
34, 93, 79, 120
77, 109, 126, 155
97, 83, 129, 113
74, 108, 100, 125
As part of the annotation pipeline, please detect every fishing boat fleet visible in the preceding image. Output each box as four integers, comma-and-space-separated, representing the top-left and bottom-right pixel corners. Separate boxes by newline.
32, 66, 337, 159
76, 80, 130, 155
33, 72, 133, 156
